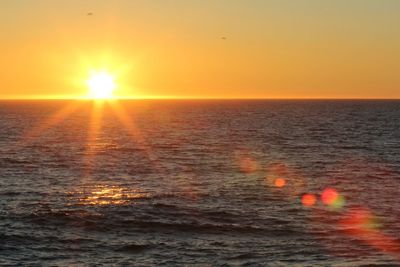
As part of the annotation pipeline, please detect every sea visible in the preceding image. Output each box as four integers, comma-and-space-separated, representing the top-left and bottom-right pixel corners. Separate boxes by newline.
0, 100, 399, 266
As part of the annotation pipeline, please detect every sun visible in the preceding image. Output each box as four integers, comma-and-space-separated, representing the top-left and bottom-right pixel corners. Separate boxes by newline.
87, 71, 116, 99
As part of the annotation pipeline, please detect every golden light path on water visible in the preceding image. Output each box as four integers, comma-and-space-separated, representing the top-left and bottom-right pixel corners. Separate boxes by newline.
9, 99, 400, 262
74, 185, 150, 206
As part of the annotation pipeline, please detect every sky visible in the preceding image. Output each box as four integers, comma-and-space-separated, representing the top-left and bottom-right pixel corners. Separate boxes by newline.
0, 0, 399, 99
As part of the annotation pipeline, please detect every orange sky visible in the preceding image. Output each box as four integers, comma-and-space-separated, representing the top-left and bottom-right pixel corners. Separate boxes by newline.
0, 0, 399, 99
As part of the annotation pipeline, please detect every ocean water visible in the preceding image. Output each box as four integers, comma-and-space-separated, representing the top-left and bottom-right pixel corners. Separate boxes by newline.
1, 100, 400, 266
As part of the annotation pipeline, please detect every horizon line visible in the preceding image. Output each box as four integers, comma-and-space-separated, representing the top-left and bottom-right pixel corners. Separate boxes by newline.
0, 97, 400, 101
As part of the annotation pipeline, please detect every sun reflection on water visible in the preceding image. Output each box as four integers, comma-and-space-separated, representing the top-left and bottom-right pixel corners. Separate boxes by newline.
73, 185, 150, 206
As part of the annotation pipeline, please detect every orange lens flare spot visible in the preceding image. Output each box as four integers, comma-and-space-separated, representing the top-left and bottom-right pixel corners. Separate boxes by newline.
274, 178, 286, 188
321, 188, 339, 206
301, 193, 317, 207
240, 157, 259, 173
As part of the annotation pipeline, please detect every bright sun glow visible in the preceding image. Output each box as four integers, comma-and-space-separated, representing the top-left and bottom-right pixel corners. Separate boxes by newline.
87, 71, 116, 99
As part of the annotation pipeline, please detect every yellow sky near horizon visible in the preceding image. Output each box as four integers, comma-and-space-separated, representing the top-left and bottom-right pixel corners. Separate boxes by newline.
0, 0, 399, 99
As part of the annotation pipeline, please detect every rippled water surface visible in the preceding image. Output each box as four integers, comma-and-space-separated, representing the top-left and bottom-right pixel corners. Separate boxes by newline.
1, 100, 400, 266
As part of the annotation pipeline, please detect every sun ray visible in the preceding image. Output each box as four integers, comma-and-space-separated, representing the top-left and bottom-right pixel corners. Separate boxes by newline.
82, 100, 105, 179
107, 100, 160, 166
11, 101, 82, 149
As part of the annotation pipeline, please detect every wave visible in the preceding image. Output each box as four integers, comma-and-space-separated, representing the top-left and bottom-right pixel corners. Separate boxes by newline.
21, 207, 306, 237
114, 243, 154, 253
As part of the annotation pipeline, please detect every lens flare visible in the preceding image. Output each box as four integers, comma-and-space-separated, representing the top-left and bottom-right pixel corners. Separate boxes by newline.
342, 208, 382, 230
239, 156, 259, 173
302, 193, 317, 207
321, 188, 338, 205
274, 178, 286, 188
339, 207, 400, 257
321, 187, 346, 210
264, 162, 306, 199
331, 195, 345, 209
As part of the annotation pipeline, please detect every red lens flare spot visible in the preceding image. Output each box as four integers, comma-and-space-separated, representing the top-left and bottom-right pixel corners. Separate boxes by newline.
274, 178, 286, 188
342, 208, 381, 230
321, 188, 339, 206
301, 193, 317, 207
339, 208, 400, 256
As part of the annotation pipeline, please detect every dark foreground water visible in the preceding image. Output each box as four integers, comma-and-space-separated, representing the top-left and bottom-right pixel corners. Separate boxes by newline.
1, 100, 400, 266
